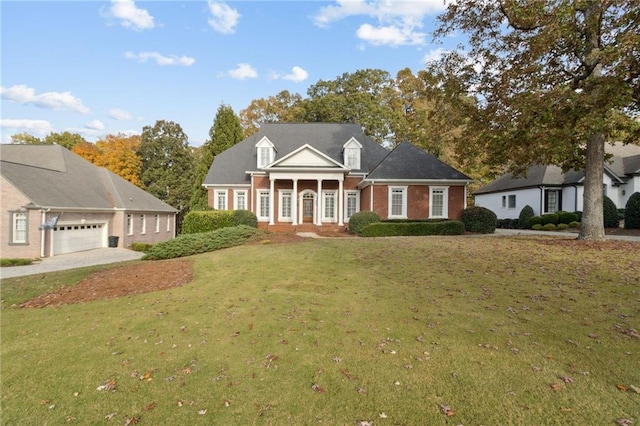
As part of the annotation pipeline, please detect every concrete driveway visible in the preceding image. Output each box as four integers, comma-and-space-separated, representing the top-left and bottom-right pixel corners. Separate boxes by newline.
0, 248, 145, 279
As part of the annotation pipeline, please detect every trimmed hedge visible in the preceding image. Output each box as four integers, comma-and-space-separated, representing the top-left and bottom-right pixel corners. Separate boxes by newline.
603, 195, 620, 228
557, 211, 579, 224
530, 216, 543, 226
348, 211, 381, 234
518, 205, 535, 229
358, 221, 465, 237
182, 210, 235, 234
542, 223, 557, 231
624, 192, 640, 229
461, 206, 497, 234
142, 225, 261, 260
131, 242, 153, 252
233, 209, 258, 228
541, 213, 559, 225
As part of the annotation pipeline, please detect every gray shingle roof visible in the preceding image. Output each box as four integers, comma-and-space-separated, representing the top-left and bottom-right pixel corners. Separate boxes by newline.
366, 141, 473, 181
1, 144, 177, 212
203, 123, 390, 185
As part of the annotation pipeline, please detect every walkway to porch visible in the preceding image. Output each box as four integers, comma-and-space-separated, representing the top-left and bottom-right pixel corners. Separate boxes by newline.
259, 223, 349, 237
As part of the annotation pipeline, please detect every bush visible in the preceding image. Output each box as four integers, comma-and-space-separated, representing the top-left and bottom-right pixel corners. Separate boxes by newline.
531, 224, 543, 230
131, 242, 153, 252
556, 223, 569, 230
461, 206, 497, 234
541, 213, 559, 225
542, 223, 557, 231
348, 211, 381, 234
568, 221, 580, 228
603, 195, 620, 228
182, 210, 235, 234
624, 192, 640, 229
530, 216, 543, 226
358, 221, 465, 237
233, 209, 258, 227
557, 211, 579, 224
0, 258, 34, 267
143, 225, 261, 260
518, 205, 535, 229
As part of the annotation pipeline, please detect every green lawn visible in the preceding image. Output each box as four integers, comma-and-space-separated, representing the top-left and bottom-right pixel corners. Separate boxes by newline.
1, 236, 639, 425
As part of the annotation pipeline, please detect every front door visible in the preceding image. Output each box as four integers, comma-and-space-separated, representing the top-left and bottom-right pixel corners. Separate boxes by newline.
303, 197, 314, 223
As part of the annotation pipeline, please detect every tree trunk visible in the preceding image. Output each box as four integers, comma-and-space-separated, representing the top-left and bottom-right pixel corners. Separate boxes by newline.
578, 133, 605, 240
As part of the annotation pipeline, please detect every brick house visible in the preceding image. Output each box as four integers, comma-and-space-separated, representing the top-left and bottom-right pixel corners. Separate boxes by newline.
202, 123, 472, 231
1, 144, 177, 258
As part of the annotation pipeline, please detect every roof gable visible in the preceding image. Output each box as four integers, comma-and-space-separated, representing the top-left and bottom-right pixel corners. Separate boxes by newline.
266, 144, 347, 169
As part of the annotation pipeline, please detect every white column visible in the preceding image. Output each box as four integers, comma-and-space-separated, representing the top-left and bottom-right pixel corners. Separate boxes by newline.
292, 179, 298, 226
269, 177, 275, 225
338, 178, 344, 226
316, 179, 322, 226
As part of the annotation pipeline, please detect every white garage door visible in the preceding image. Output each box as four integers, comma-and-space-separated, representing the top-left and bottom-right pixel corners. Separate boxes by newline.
52, 223, 107, 255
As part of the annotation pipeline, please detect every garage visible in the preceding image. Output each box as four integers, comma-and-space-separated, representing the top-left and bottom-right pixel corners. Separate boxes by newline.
52, 223, 107, 255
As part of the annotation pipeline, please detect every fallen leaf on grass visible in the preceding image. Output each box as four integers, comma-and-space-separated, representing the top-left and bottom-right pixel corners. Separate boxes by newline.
616, 419, 633, 426
198, 409, 207, 415
143, 402, 157, 411
104, 412, 117, 420
550, 383, 562, 390
311, 383, 326, 393
617, 384, 628, 391
356, 421, 373, 426
341, 368, 357, 380
96, 379, 117, 392
124, 416, 140, 425
439, 404, 455, 416
630, 385, 640, 394
559, 375, 574, 384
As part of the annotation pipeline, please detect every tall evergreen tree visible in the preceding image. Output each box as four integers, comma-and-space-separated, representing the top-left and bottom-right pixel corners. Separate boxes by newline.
139, 120, 195, 229
190, 105, 244, 210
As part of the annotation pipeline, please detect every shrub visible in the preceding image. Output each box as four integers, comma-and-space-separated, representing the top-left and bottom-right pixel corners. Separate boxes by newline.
358, 221, 465, 237
461, 206, 497, 234
143, 225, 261, 260
557, 211, 579, 224
182, 210, 235, 234
624, 192, 640, 229
574, 211, 583, 221
233, 209, 258, 227
0, 258, 34, 267
603, 195, 620, 228
542, 223, 557, 231
541, 213, 559, 225
518, 205, 535, 229
131, 242, 153, 252
531, 224, 543, 230
556, 223, 569, 230
568, 221, 580, 228
530, 216, 543, 226
348, 211, 381, 234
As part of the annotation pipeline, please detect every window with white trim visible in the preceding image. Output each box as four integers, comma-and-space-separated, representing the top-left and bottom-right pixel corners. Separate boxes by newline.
343, 138, 362, 169
215, 190, 227, 210
508, 194, 516, 209
388, 187, 407, 219
256, 138, 275, 168
345, 191, 360, 221
11, 212, 28, 244
234, 190, 247, 210
429, 187, 449, 218
154, 214, 160, 233
166, 214, 171, 232
323, 191, 336, 222
140, 214, 146, 234
279, 191, 292, 221
127, 214, 133, 235
257, 190, 270, 221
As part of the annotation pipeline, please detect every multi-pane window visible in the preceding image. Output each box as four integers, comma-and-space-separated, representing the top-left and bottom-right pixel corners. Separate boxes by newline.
280, 191, 292, 221
389, 187, 407, 218
346, 148, 359, 168
154, 214, 160, 233
258, 191, 270, 220
430, 187, 449, 218
323, 192, 336, 221
140, 214, 146, 234
216, 190, 227, 210
234, 190, 247, 210
127, 214, 133, 235
345, 191, 359, 221
166, 214, 171, 232
256, 138, 275, 168
545, 190, 561, 213
12, 212, 28, 243
508, 194, 516, 209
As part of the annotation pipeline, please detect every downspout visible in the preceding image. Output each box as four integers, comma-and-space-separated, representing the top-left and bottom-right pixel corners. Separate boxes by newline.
370, 181, 374, 211
540, 187, 544, 215
40, 210, 46, 258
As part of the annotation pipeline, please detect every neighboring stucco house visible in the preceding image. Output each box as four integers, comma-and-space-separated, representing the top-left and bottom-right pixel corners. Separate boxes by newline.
474, 143, 640, 219
1, 144, 178, 259
202, 123, 473, 231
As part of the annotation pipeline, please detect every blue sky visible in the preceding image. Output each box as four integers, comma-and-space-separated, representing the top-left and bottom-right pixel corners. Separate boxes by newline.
1, 0, 457, 146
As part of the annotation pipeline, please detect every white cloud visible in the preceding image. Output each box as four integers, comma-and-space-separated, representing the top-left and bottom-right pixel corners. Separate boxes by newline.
106, 0, 155, 30
125, 51, 195, 66
1, 84, 90, 114
85, 120, 105, 130
108, 108, 133, 120
422, 47, 449, 64
207, 1, 240, 34
0, 119, 54, 135
228, 63, 258, 80
282, 66, 309, 83
313, 0, 445, 47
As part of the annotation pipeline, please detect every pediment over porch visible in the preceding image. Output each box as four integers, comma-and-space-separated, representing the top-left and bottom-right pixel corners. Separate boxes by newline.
265, 144, 348, 170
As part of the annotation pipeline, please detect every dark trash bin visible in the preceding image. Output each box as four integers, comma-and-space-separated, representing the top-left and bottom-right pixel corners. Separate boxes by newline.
108, 236, 119, 248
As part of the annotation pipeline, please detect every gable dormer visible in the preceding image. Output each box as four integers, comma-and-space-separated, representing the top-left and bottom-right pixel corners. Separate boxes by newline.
343, 137, 362, 170
256, 137, 276, 169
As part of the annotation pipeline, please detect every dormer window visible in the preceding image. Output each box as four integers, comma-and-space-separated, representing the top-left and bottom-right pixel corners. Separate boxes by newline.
256, 137, 275, 168
343, 138, 362, 169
